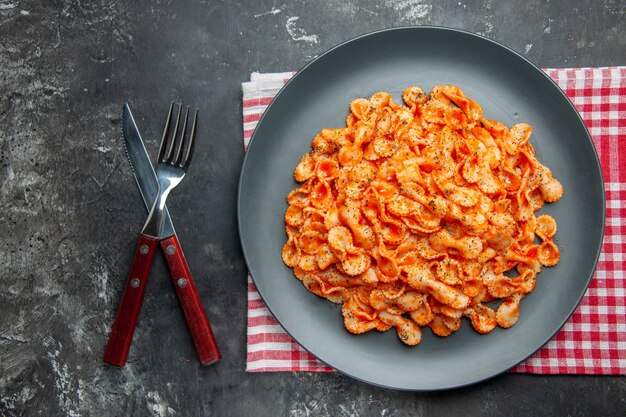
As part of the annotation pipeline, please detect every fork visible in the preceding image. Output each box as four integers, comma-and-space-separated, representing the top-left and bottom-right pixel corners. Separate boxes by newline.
143, 104, 196, 238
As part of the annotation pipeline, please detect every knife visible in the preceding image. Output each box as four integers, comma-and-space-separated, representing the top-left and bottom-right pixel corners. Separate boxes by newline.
106, 103, 221, 366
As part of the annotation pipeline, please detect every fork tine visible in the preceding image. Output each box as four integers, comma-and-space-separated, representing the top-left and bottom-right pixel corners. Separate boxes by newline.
182, 108, 198, 167
157, 102, 175, 162
163, 104, 182, 163
173, 106, 190, 166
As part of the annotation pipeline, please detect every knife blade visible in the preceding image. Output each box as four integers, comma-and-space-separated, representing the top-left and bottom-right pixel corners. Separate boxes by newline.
122, 103, 175, 238
111, 103, 221, 366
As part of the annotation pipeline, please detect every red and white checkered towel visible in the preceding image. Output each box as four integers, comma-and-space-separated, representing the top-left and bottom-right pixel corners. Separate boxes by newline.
242, 68, 626, 374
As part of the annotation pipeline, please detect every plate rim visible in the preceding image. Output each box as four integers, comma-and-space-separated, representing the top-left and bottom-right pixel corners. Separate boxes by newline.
237, 25, 606, 391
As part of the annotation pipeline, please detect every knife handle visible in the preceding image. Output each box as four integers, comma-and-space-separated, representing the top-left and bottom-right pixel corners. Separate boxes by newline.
103, 234, 158, 366
160, 235, 222, 366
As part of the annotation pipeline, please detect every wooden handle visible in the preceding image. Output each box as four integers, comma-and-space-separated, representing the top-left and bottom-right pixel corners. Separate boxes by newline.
103, 234, 159, 366
161, 235, 221, 366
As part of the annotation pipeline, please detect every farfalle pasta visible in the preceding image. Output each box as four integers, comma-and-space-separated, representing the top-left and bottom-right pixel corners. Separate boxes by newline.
282, 85, 563, 346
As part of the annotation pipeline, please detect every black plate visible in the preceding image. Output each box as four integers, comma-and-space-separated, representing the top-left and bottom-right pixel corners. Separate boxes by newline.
237, 27, 605, 390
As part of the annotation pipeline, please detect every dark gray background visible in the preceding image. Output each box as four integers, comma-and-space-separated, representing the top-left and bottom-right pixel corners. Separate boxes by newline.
0, 0, 624, 416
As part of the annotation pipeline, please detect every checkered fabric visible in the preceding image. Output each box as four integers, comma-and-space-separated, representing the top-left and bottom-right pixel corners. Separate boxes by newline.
242, 68, 626, 373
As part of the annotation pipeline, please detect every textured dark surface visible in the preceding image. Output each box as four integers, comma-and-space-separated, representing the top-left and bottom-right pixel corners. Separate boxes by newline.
0, 0, 624, 416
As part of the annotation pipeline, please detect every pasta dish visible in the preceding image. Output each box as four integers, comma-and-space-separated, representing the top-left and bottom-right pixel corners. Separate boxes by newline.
281, 85, 563, 346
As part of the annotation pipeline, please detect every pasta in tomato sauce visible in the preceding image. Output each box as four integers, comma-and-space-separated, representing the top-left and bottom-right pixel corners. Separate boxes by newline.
282, 85, 563, 346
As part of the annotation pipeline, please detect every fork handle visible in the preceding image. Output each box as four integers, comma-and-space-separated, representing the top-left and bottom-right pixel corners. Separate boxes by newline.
103, 234, 159, 366
161, 235, 222, 366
